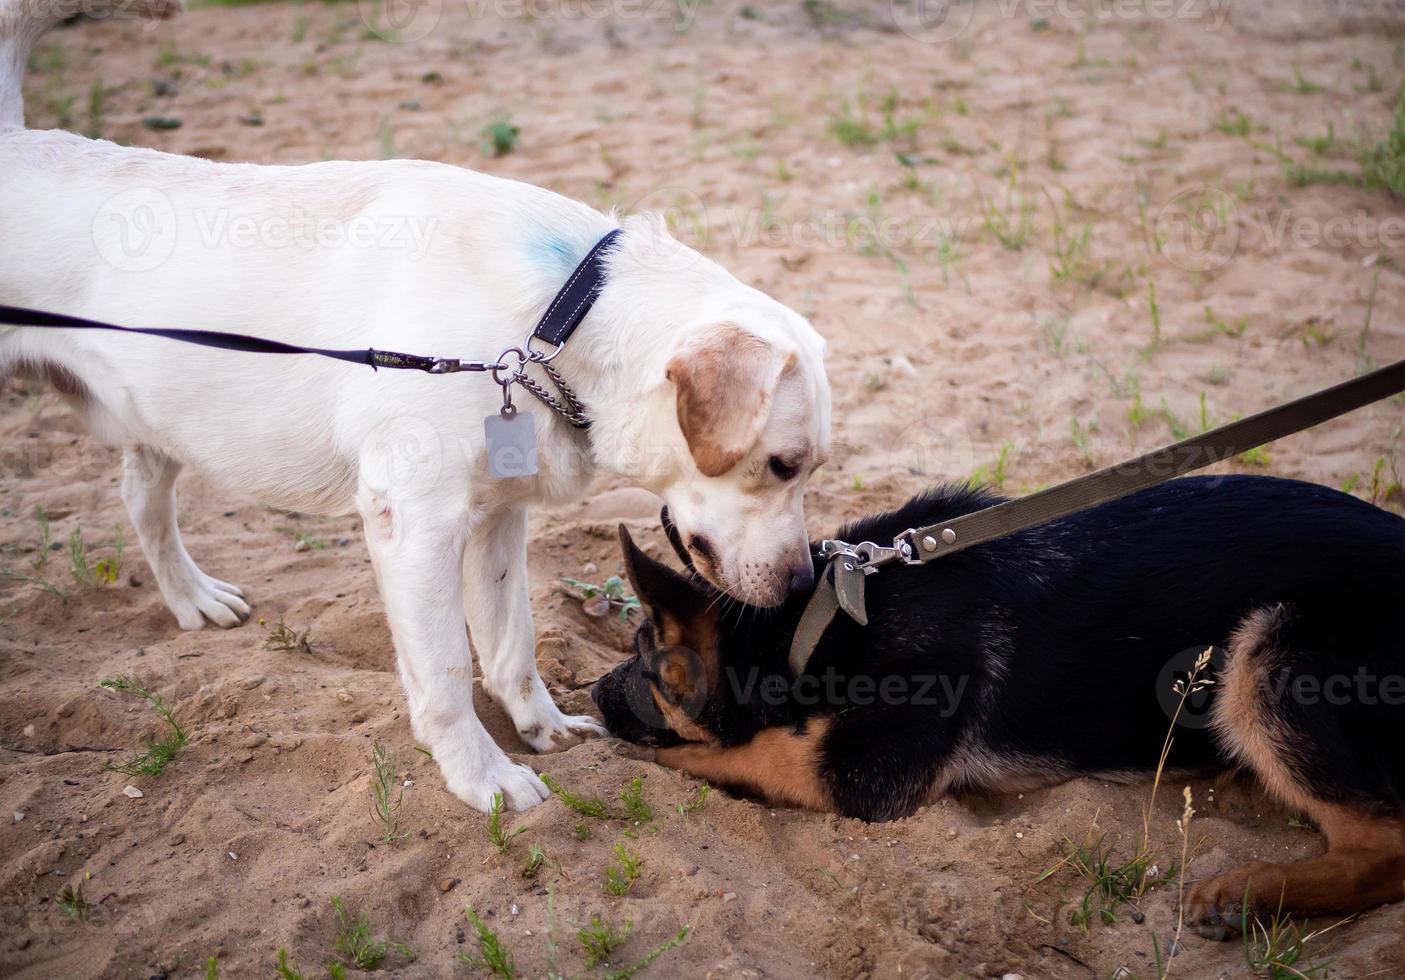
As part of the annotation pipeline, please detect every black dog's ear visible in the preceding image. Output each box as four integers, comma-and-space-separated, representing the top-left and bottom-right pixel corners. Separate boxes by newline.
658, 506, 698, 575
618, 524, 708, 630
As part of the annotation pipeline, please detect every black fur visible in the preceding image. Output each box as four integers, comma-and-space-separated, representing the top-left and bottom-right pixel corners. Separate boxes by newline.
595, 476, 1405, 822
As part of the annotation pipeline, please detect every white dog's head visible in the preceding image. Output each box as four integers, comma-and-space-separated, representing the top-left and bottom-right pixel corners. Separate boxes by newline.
573, 215, 831, 607
652, 317, 830, 607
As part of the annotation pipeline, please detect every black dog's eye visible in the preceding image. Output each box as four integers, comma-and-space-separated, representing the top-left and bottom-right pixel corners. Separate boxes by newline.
768, 455, 800, 481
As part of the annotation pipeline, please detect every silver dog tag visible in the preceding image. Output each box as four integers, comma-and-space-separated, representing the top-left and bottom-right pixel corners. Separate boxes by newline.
485, 408, 537, 478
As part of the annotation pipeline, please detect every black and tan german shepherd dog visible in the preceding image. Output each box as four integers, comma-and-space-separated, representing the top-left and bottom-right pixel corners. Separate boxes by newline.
592, 475, 1405, 932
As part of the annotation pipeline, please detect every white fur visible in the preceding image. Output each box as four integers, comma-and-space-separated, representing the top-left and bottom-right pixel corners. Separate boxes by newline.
0, 0, 830, 810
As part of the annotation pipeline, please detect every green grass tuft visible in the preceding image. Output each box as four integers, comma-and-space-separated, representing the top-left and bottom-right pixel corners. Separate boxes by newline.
100, 676, 188, 778
461, 907, 516, 979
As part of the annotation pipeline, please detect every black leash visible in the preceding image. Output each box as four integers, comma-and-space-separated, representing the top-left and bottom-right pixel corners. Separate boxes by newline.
0, 227, 623, 427
790, 356, 1405, 675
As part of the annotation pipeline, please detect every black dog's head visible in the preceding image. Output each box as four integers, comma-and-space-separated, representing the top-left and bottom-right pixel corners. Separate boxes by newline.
591, 521, 797, 748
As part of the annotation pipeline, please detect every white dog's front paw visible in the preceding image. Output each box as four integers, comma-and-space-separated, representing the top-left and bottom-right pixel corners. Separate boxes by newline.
166, 572, 250, 630
436, 739, 549, 812
512, 693, 607, 753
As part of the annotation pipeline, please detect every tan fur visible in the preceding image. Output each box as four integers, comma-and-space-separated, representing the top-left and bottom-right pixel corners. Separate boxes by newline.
654, 718, 833, 811
1188, 802, 1405, 921
1190, 605, 1405, 923
650, 688, 719, 746
1211, 606, 1317, 813
667, 324, 795, 478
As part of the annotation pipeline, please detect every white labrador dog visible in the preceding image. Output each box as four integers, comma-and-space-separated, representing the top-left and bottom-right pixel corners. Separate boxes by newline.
0, 0, 830, 810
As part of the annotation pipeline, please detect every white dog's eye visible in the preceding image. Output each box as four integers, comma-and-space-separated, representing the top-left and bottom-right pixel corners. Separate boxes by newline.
768, 455, 800, 481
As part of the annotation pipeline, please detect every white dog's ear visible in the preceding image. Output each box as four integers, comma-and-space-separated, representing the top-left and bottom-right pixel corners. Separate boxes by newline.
666, 324, 794, 478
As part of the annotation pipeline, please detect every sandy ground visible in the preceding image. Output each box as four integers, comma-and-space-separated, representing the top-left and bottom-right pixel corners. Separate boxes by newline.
4, 0, 1405, 977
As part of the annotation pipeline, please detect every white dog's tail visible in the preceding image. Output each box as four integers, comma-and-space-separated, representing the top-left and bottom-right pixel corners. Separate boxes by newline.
0, 0, 181, 131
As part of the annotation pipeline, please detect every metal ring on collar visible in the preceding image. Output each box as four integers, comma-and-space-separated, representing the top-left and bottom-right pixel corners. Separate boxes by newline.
523, 333, 564, 364
491, 347, 528, 387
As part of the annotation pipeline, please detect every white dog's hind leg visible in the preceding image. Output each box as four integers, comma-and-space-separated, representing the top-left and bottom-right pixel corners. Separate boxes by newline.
358, 485, 549, 812
121, 447, 249, 630
464, 507, 606, 752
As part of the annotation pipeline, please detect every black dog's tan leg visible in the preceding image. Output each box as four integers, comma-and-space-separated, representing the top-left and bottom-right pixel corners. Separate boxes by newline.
1190, 606, 1405, 935
654, 720, 832, 812
1187, 803, 1405, 935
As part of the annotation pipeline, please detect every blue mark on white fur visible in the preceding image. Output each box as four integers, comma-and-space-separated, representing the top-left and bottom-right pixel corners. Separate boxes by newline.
529, 235, 584, 275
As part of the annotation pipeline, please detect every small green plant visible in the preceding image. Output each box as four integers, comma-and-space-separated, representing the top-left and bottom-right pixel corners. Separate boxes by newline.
979, 184, 1034, 250
618, 777, 652, 824
55, 882, 90, 921
560, 576, 640, 622
968, 441, 1015, 490
1290, 66, 1325, 95
675, 783, 709, 816
1369, 451, 1403, 505
1214, 107, 1252, 137
84, 79, 105, 139
540, 773, 613, 819
0, 565, 66, 601
521, 843, 547, 879
331, 896, 413, 971
274, 948, 306, 980
1145, 280, 1162, 353
205, 956, 219, 979
603, 925, 690, 980
1071, 418, 1096, 464
481, 116, 520, 157
1049, 219, 1096, 285
264, 617, 315, 653
574, 821, 593, 841
68, 526, 123, 587
292, 530, 326, 550
578, 916, 633, 968
829, 98, 881, 147
1242, 906, 1332, 978
488, 792, 527, 854
604, 843, 643, 896
369, 741, 409, 843
461, 907, 515, 979
100, 676, 188, 778
1041, 833, 1163, 931
33, 505, 51, 569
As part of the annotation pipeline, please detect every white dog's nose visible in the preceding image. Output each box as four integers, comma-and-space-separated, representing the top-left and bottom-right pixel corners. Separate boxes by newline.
788, 562, 816, 594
